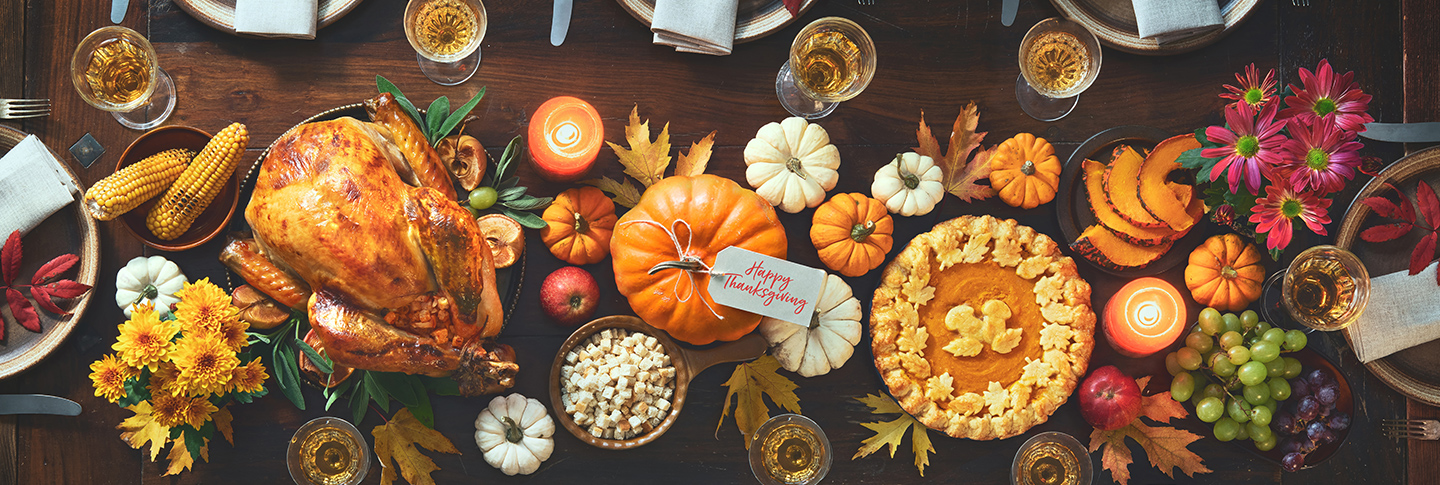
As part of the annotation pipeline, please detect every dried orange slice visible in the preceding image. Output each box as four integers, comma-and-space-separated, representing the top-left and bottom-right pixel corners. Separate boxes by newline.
476, 213, 524, 269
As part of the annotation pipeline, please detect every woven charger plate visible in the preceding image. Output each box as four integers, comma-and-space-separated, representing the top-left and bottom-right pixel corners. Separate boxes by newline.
173, 0, 364, 37
1048, 0, 1261, 55
0, 126, 100, 379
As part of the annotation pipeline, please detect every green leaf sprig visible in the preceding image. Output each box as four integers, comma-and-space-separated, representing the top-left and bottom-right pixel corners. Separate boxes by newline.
376, 75, 486, 147
478, 136, 553, 229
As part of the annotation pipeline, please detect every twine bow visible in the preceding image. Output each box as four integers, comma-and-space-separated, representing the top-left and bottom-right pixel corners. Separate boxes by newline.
618, 218, 728, 320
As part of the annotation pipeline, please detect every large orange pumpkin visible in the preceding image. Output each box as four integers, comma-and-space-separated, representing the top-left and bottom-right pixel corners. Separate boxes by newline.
611, 175, 788, 345
810, 193, 893, 277
540, 186, 617, 265
1184, 234, 1264, 311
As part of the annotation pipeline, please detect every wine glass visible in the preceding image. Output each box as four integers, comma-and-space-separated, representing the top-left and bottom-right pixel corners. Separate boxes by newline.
1261, 245, 1371, 332
749, 414, 832, 485
1016, 18, 1102, 122
70, 26, 176, 130
775, 17, 876, 120
404, 0, 488, 86
1011, 431, 1092, 485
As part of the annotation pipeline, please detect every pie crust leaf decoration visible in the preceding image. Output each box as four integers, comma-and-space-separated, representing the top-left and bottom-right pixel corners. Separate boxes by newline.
852, 392, 936, 476
1088, 376, 1212, 485
870, 215, 1096, 440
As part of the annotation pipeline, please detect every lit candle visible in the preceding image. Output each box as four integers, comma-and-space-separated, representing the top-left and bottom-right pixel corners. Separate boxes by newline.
528, 96, 603, 182
1103, 277, 1186, 357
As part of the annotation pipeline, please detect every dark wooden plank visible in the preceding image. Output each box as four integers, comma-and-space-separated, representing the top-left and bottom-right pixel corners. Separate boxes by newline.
1405, 0, 1440, 484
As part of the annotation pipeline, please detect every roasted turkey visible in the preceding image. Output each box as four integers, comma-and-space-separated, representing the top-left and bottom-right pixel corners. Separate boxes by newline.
221, 94, 516, 396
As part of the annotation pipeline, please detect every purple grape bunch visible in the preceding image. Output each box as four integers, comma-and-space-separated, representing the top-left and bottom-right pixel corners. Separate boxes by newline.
1276, 369, 1349, 472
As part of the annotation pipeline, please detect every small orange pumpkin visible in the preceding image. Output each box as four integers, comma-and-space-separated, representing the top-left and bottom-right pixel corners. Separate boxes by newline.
811, 193, 893, 277
540, 186, 617, 265
611, 175, 788, 345
990, 133, 1061, 209
1184, 234, 1265, 311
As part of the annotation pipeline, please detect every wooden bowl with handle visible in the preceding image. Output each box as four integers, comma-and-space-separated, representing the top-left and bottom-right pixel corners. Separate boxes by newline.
549, 315, 767, 450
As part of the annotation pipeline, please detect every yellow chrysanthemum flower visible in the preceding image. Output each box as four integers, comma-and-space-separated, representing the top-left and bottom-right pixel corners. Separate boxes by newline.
89, 354, 136, 403
217, 319, 249, 353
113, 303, 179, 371
150, 394, 189, 428
148, 361, 182, 397
174, 278, 239, 336
229, 357, 269, 394
171, 333, 239, 397
179, 396, 218, 430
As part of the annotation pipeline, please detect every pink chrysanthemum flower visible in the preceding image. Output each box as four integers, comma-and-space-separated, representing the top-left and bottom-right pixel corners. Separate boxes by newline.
1220, 64, 1278, 109
1249, 183, 1333, 251
1279, 116, 1363, 194
1202, 101, 1289, 195
1281, 59, 1374, 132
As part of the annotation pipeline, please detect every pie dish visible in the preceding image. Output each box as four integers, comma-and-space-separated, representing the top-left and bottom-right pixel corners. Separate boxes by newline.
871, 215, 1096, 440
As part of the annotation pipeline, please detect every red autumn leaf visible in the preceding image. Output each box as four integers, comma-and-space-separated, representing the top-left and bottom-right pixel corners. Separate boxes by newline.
28, 286, 66, 315
1361, 223, 1415, 243
5, 287, 39, 333
1418, 181, 1440, 230
1359, 156, 1386, 177
40, 280, 91, 300
782, 0, 801, 16
1391, 182, 1417, 224
1361, 196, 1407, 221
31, 254, 78, 287
1411, 232, 1437, 276
1, 231, 20, 287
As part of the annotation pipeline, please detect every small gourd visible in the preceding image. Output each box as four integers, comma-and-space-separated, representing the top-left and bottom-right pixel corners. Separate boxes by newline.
743, 117, 842, 213
540, 186, 618, 265
810, 193, 893, 277
115, 256, 186, 317
1184, 234, 1264, 311
990, 133, 1061, 209
871, 152, 944, 217
475, 393, 555, 476
758, 274, 863, 377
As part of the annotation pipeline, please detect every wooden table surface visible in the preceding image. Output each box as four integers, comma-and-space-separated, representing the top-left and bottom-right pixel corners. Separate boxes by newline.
1, 0, 1437, 483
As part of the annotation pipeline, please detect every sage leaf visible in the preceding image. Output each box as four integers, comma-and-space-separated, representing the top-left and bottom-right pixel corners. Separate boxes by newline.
436, 87, 486, 147
426, 96, 450, 145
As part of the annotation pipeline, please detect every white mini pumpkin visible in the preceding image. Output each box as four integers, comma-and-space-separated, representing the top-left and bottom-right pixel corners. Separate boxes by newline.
115, 255, 186, 317
758, 274, 863, 377
475, 393, 555, 476
871, 152, 944, 217
744, 117, 842, 213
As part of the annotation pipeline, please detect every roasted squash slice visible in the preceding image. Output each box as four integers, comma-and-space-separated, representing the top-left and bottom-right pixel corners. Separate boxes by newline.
1139, 135, 1202, 231
1103, 145, 1167, 229
1168, 182, 1192, 209
1084, 159, 1181, 247
1071, 224, 1172, 271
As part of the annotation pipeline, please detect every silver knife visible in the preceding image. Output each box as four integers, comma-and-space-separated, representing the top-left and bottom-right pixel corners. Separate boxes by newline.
1002, 0, 1018, 27
0, 394, 81, 416
111, 0, 129, 24
551, 0, 572, 46
1360, 122, 1440, 143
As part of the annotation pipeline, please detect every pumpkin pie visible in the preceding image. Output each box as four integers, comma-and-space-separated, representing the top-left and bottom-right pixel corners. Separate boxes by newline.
870, 215, 1096, 440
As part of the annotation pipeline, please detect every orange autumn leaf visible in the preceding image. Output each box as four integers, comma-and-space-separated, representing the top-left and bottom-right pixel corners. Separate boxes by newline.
674, 131, 716, 177
164, 432, 208, 476
915, 104, 996, 202
583, 176, 643, 208
373, 408, 460, 485
1088, 376, 1211, 485
117, 401, 170, 461
214, 406, 235, 445
607, 105, 672, 188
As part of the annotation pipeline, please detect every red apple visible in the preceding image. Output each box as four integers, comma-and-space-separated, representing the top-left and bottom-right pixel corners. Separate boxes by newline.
1079, 365, 1142, 430
540, 266, 599, 326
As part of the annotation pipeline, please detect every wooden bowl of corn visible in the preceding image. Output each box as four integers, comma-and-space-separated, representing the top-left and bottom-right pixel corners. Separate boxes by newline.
102, 124, 243, 252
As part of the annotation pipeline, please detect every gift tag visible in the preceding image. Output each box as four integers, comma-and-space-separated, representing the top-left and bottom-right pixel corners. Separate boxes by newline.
708, 246, 824, 326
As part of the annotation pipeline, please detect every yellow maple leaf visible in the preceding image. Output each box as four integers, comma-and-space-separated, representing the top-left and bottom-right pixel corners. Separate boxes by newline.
674, 131, 716, 177
717, 355, 801, 448
117, 401, 170, 461
915, 104, 996, 202
607, 105, 671, 188
1088, 376, 1211, 485
213, 405, 235, 445
163, 433, 208, 476
852, 392, 935, 476
582, 176, 643, 208
373, 408, 460, 485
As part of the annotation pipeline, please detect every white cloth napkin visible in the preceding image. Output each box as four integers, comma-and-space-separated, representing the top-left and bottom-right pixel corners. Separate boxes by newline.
1350, 262, 1440, 363
1131, 0, 1223, 43
234, 0, 318, 40
651, 0, 738, 56
0, 135, 79, 237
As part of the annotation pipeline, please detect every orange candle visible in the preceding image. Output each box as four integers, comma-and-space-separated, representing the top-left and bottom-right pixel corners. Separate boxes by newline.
528, 96, 603, 182
1103, 277, 1186, 357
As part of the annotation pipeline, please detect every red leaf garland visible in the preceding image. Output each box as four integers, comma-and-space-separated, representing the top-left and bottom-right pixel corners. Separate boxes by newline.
1361, 223, 1414, 243
1414, 233, 1438, 276
41, 280, 92, 300
1, 231, 19, 286
31, 254, 78, 286
28, 286, 65, 315
1362, 181, 1440, 284
4, 288, 38, 334
1419, 181, 1440, 230
1361, 197, 1403, 220
0, 230, 89, 330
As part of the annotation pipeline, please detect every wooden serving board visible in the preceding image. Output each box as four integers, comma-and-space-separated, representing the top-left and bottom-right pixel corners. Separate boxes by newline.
0, 126, 100, 380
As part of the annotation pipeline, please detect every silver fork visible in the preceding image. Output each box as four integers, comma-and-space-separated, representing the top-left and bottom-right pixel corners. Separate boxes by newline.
1292, 0, 1309, 6
0, 99, 51, 120
1383, 419, 1440, 440
857, 0, 873, 6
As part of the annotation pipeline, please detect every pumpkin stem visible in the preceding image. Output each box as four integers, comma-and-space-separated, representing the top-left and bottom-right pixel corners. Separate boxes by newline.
648, 259, 705, 275
785, 157, 810, 180
895, 155, 919, 190
1221, 265, 1238, 279
129, 284, 158, 308
1021, 160, 1036, 176
850, 220, 876, 242
573, 211, 589, 234
501, 416, 524, 444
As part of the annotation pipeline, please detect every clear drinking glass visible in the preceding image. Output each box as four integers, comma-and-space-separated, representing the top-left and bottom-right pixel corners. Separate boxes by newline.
70, 26, 176, 130
404, 0, 488, 86
1011, 431, 1092, 485
775, 17, 876, 120
287, 417, 369, 485
1261, 245, 1371, 332
1016, 18, 1102, 122
749, 414, 832, 485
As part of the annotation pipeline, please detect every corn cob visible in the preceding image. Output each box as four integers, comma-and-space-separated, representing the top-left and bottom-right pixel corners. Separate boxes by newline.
82, 148, 194, 221
146, 123, 249, 240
